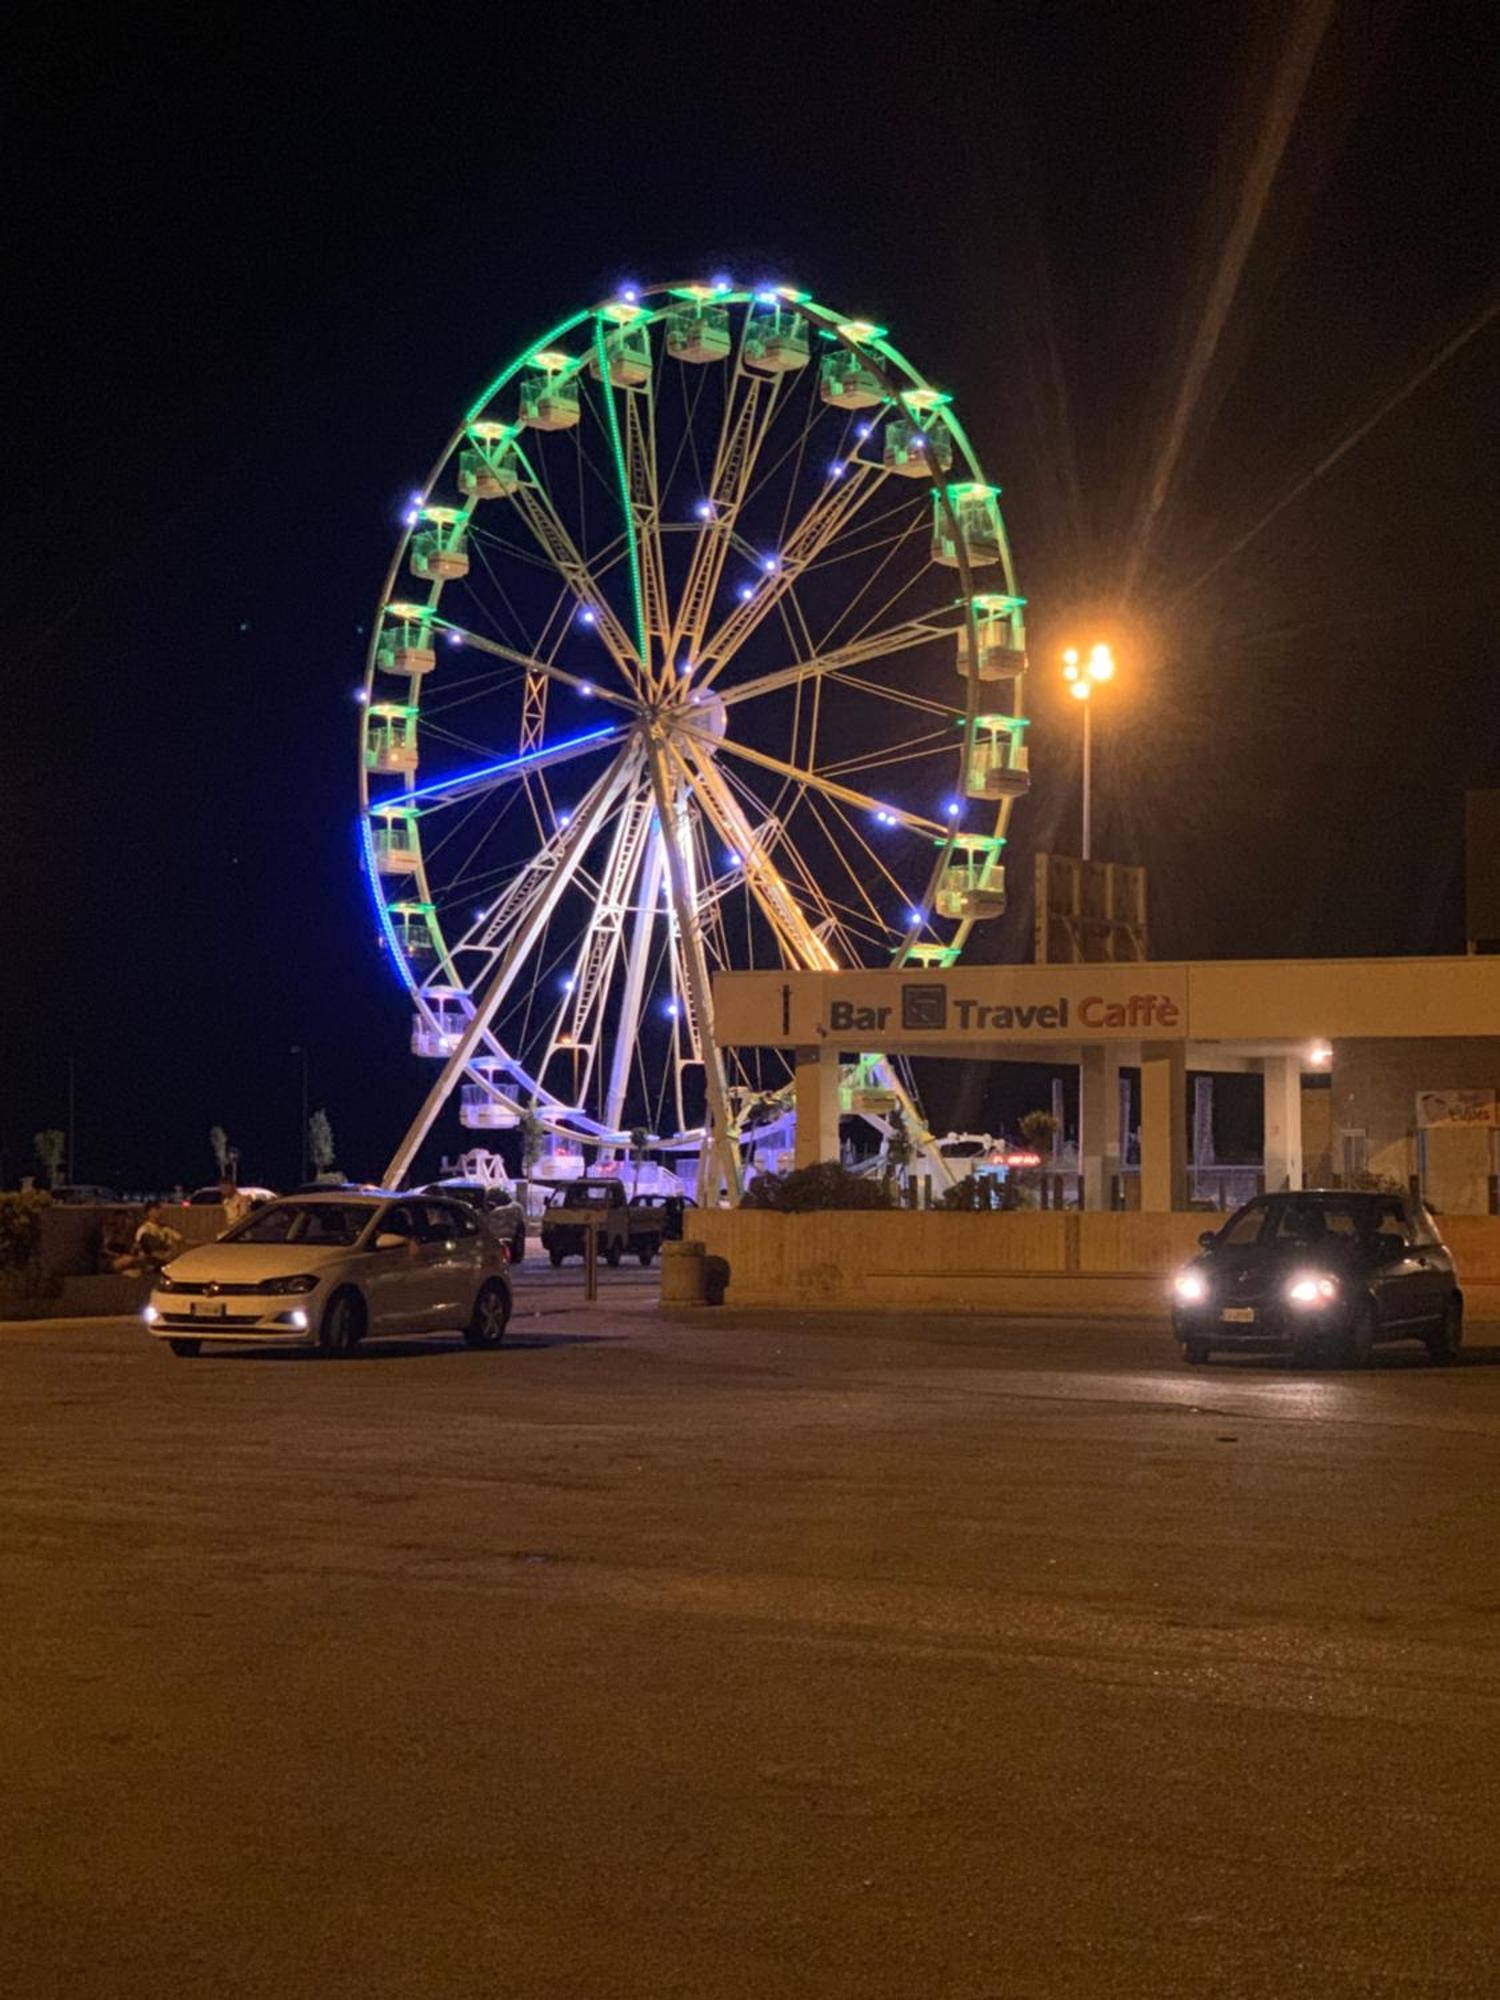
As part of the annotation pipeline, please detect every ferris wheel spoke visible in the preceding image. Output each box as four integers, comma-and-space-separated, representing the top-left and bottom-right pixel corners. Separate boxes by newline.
387, 723, 629, 817
603, 826, 667, 1133
506, 445, 644, 687
663, 359, 787, 674
440, 754, 629, 971
717, 615, 954, 709
430, 622, 636, 713
590, 349, 673, 692
797, 785, 905, 943
694, 463, 884, 686
667, 739, 836, 971
535, 776, 655, 1114
645, 739, 741, 1197
683, 726, 949, 841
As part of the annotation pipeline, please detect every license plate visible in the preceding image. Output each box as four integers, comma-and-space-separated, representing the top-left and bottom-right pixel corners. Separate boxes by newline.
1221, 1306, 1256, 1324
191, 1299, 227, 1319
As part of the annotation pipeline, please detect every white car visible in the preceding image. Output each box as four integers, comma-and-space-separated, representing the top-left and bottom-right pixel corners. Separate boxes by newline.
144, 1192, 513, 1357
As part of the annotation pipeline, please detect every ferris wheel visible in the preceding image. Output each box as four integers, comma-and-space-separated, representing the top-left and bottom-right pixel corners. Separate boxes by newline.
359, 277, 1031, 1194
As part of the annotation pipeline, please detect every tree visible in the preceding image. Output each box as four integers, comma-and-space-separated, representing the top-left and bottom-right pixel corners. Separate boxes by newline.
209, 1125, 230, 1179
308, 1109, 336, 1177
1017, 1109, 1060, 1155
0, 1189, 52, 1300
34, 1131, 65, 1190
519, 1110, 545, 1181
1012, 1109, 1061, 1209
884, 1104, 916, 1187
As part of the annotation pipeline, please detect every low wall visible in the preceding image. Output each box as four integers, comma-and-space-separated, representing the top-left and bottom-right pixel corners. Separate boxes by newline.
684, 1210, 1500, 1318
35, 1203, 228, 1282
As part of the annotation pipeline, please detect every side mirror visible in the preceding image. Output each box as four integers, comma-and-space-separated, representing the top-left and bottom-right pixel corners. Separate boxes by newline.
374, 1232, 406, 1252
1197, 1230, 1217, 1250
1373, 1231, 1408, 1260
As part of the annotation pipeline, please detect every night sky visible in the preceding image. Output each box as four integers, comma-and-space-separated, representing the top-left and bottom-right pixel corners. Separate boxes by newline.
8, 2, 1496, 1192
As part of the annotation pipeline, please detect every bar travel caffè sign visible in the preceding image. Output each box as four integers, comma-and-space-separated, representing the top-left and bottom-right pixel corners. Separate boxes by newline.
716, 965, 1193, 1048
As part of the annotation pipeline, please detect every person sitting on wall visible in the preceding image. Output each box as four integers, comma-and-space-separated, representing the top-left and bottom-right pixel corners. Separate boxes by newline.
99, 1211, 137, 1274
112, 1205, 183, 1275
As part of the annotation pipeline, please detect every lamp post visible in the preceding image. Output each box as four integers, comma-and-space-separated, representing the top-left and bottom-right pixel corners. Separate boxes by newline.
1061, 643, 1116, 860
290, 1046, 309, 1186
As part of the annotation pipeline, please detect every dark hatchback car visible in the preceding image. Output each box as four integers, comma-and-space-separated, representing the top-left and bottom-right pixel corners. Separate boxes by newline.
1172, 1190, 1462, 1367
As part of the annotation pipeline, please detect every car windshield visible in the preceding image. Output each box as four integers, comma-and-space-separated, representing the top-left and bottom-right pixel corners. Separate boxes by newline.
222, 1202, 372, 1246
553, 1186, 614, 1207
1217, 1196, 1401, 1249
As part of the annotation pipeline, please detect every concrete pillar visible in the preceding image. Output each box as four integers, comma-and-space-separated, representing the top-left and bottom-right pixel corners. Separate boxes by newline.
1139, 1042, 1188, 1212
1079, 1046, 1124, 1211
1261, 1054, 1304, 1193
793, 1045, 841, 1170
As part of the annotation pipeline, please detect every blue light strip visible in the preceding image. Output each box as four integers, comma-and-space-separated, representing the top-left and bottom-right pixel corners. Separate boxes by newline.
378, 726, 623, 813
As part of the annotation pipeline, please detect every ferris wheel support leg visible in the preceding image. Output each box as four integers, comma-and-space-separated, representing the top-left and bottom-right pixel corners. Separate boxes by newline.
380, 752, 637, 1188
645, 738, 742, 1207
603, 831, 666, 1134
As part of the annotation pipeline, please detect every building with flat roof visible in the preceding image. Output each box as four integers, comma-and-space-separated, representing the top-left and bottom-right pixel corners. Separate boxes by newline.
712, 956, 1500, 1214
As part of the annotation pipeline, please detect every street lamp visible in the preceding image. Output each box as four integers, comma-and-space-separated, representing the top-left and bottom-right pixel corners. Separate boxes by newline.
1061, 643, 1117, 861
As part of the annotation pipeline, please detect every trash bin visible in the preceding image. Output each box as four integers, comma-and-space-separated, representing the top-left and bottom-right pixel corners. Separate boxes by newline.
660, 1239, 707, 1303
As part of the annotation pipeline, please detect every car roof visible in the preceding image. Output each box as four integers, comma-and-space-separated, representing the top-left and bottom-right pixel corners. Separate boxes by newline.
264, 1189, 393, 1205
1261, 1189, 1400, 1204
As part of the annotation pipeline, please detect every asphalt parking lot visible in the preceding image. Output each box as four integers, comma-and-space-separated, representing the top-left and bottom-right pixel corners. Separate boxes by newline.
4, 1280, 1500, 1998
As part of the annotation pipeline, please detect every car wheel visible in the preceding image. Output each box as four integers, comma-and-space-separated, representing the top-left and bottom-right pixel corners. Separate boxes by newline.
1344, 1298, 1378, 1369
605, 1240, 623, 1268
167, 1337, 202, 1358
1182, 1339, 1211, 1365
1425, 1293, 1463, 1365
510, 1229, 525, 1268
549, 1246, 565, 1268
464, 1279, 510, 1349
320, 1288, 364, 1356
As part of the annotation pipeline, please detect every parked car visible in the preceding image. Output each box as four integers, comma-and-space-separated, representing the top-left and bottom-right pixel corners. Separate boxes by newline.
626, 1192, 693, 1260
1171, 1189, 1462, 1367
143, 1192, 512, 1357
420, 1178, 526, 1265
541, 1179, 640, 1267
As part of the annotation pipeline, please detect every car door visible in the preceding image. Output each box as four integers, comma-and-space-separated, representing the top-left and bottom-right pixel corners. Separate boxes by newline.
364, 1202, 427, 1332
1368, 1201, 1427, 1329
1403, 1200, 1453, 1324
414, 1201, 477, 1329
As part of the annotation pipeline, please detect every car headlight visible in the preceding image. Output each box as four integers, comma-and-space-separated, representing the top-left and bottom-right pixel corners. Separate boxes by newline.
155, 1273, 176, 1293
1287, 1273, 1339, 1306
1174, 1270, 1208, 1303
255, 1274, 320, 1295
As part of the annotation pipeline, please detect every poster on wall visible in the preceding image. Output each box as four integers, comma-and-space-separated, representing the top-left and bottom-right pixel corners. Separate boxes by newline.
1416, 1089, 1498, 1129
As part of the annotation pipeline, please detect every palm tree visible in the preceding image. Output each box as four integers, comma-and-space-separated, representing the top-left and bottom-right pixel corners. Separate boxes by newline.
34, 1130, 66, 1190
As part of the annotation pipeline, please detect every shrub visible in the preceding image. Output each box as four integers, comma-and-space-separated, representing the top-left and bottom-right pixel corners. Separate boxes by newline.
741, 1161, 895, 1213
0, 1189, 52, 1294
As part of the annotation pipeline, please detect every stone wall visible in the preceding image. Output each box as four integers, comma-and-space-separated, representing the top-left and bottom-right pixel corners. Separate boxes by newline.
684, 1208, 1500, 1317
